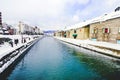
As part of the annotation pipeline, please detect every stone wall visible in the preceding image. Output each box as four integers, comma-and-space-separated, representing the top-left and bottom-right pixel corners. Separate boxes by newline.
90, 17, 120, 43
75, 26, 89, 40
66, 30, 70, 38
65, 26, 90, 40
69, 29, 74, 39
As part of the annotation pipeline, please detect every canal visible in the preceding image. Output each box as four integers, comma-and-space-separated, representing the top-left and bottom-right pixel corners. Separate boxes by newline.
3, 37, 120, 80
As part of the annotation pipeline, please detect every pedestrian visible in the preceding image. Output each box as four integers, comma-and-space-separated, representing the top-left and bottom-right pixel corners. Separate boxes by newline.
29, 37, 30, 40
9, 40, 13, 47
14, 39, 18, 46
16, 39, 19, 44
22, 37, 24, 43
24, 38, 26, 43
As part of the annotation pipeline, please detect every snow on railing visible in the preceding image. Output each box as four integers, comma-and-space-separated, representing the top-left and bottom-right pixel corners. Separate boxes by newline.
0, 35, 41, 74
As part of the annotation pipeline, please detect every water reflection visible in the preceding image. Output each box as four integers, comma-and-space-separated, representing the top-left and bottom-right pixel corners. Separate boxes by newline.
65, 42, 120, 80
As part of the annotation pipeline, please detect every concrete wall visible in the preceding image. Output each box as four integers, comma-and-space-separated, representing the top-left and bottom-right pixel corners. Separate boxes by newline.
90, 17, 120, 43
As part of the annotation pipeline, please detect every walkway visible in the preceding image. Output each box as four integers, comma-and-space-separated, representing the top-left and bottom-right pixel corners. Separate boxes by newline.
55, 37, 120, 58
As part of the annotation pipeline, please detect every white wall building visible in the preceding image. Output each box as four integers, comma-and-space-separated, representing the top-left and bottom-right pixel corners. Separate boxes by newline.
18, 21, 41, 35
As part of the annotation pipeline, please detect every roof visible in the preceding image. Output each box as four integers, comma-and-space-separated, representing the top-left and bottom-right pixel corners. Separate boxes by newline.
91, 11, 120, 23
64, 20, 92, 31
64, 11, 120, 31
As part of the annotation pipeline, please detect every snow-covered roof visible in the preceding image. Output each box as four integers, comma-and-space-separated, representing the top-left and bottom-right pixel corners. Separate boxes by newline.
91, 11, 120, 23
64, 11, 120, 31
64, 20, 92, 31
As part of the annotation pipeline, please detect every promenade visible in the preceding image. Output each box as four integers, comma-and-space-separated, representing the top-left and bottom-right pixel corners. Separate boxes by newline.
0, 35, 34, 59
55, 37, 120, 59
0, 35, 42, 74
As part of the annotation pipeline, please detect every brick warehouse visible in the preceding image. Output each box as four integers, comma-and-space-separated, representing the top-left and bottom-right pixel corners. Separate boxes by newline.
90, 11, 120, 43
55, 11, 120, 44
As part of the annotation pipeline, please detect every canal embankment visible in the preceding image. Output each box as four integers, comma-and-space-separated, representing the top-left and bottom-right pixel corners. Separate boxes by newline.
0, 35, 43, 74
55, 37, 120, 59
6, 37, 120, 80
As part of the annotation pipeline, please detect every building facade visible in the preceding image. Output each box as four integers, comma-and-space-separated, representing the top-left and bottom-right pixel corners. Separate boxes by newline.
18, 21, 41, 35
76, 26, 89, 40
54, 11, 120, 44
90, 17, 120, 43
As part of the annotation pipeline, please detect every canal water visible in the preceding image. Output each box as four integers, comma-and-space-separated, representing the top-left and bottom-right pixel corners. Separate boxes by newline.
4, 37, 120, 80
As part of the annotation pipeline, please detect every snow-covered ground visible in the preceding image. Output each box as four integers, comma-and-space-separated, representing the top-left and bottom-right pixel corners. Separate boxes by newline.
0, 35, 42, 74
0, 35, 41, 59
55, 37, 120, 58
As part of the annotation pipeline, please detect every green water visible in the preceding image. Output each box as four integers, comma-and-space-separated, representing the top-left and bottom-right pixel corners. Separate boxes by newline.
3, 37, 120, 80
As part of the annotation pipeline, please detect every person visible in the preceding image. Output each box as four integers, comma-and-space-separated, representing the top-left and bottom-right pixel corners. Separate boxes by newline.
29, 37, 30, 40
9, 40, 13, 47
14, 39, 19, 46
24, 38, 26, 43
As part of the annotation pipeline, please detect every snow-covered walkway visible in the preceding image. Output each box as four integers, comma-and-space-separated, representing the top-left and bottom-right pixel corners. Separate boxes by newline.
55, 37, 120, 58
0, 35, 40, 59
0, 35, 42, 74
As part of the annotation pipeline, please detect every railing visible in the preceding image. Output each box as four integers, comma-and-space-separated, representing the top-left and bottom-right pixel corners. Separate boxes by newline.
0, 40, 34, 68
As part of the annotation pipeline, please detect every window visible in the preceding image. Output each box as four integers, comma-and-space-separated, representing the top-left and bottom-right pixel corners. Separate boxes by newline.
74, 30, 76, 33
118, 27, 120, 33
91, 28, 97, 33
102, 28, 109, 33
91, 29, 94, 33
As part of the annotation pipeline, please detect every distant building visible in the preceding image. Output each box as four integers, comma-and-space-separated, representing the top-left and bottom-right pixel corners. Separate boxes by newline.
2, 23, 16, 35
18, 21, 41, 35
44, 30, 55, 36
18, 21, 31, 34
34, 26, 41, 35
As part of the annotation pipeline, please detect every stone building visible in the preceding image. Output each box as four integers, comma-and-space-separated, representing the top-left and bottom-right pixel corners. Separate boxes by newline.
75, 25, 90, 40
89, 11, 120, 43
54, 30, 64, 37
55, 21, 90, 40
54, 11, 120, 44
63, 21, 91, 39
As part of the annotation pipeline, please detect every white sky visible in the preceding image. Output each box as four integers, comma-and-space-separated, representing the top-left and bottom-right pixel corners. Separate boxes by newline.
0, 0, 120, 30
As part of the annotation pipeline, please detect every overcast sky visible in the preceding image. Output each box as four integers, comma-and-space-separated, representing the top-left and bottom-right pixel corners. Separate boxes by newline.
0, 0, 120, 30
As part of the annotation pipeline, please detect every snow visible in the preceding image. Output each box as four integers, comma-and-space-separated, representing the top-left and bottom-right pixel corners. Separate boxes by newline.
0, 36, 25, 59
64, 20, 92, 31
55, 37, 120, 58
0, 35, 42, 59
0, 35, 42, 73
64, 11, 120, 31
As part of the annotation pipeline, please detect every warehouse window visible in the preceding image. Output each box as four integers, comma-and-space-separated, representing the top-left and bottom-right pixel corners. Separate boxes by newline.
118, 27, 120, 33
91, 28, 97, 33
102, 28, 109, 33
74, 30, 76, 33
